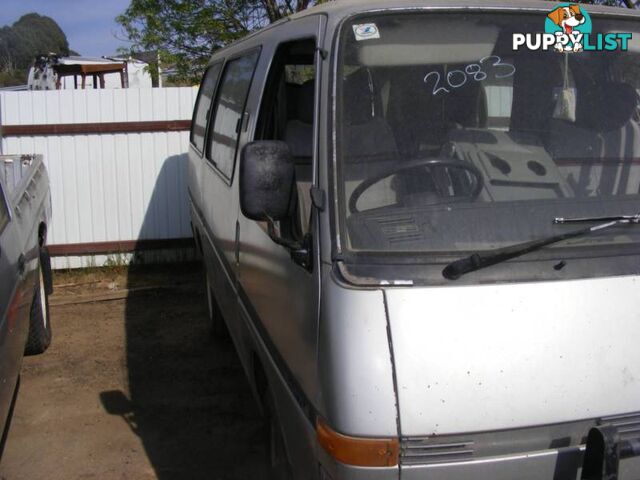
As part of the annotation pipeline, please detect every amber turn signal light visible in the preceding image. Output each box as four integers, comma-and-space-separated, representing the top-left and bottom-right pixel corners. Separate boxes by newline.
316, 417, 399, 467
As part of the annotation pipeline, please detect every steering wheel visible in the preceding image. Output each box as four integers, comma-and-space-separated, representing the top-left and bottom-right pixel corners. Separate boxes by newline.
348, 157, 484, 214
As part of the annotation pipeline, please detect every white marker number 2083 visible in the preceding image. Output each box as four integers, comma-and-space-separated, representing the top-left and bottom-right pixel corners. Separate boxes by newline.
423, 56, 516, 96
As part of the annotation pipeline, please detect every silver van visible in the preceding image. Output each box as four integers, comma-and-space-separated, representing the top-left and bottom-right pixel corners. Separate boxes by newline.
188, 1, 640, 478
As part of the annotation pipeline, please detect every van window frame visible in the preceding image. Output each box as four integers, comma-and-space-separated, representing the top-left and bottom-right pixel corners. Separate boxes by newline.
328, 8, 640, 286
205, 46, 262, 186
254, 37, 317, 141
252, 35, 319, 240
190, 61, 224, 157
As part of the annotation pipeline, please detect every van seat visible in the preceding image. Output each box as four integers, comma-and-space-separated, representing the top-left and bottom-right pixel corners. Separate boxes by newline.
284, 79, 315, 231
342, 69, 400, 212
285, 79, 314, 163
546, 82, 640, 196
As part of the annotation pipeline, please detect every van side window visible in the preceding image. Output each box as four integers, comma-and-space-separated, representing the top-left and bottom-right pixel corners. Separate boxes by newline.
255, 39, 316, 237
190, 63, 223, 154
207, 50, 260, 181
0, 183, 9, 234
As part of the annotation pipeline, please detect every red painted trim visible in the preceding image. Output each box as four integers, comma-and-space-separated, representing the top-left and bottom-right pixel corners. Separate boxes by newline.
48, 237, 194, 256
1, 120, 192, 137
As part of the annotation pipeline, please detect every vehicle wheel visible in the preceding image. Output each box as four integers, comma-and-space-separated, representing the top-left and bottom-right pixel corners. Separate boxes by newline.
264, 392, 293, 480
25, 251, 52, 355
204, 270, 228, 340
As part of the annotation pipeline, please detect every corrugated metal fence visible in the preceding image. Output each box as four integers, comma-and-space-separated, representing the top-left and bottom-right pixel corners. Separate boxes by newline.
0, 87, 198, 269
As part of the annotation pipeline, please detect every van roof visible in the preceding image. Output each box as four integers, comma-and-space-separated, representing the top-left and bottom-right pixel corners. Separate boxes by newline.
210, 0, 640, 61
288, 0, 640, 21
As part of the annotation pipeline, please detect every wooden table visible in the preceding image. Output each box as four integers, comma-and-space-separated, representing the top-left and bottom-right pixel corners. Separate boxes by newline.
53, 62, 128, 89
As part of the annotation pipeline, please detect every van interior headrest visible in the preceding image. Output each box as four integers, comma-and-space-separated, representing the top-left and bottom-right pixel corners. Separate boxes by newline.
444, 81, 486, 128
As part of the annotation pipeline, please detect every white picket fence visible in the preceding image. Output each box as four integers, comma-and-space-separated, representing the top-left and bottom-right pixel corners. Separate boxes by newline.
0, 87, 199, 269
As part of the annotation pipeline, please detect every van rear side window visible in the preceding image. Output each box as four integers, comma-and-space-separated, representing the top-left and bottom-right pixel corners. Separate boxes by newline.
191, 63, 223, 154
207, 50, 260, 181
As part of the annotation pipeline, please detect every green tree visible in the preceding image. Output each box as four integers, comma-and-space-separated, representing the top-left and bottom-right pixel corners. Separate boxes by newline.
0, 13, 70, 86
116, 0, 328, 85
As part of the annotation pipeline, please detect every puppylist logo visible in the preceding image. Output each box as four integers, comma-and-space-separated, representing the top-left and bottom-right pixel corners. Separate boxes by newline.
513, 3, 632, 53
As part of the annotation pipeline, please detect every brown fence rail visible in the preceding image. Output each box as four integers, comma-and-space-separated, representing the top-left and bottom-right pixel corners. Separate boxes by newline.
1, 120, 191, 137
48, 238, 195, 257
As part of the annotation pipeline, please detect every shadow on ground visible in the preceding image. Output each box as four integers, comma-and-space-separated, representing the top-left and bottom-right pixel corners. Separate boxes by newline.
0, 155, 267, 479
98, 263, 267, 479
100, 152, 267, 479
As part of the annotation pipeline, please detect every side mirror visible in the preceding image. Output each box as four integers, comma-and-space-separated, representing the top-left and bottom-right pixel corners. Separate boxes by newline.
240, 141, 295, 221
239, 140, 313, 271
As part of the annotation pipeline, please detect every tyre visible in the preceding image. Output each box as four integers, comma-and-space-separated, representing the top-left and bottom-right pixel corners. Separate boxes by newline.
25, 250, 52, 355
264, 392, 293, 480
204, 270, 228, 340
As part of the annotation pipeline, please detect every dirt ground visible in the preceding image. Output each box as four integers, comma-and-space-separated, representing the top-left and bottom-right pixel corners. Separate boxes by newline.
0, 263, 266, 480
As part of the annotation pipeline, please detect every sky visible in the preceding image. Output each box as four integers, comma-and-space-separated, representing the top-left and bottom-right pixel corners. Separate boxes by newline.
0, 0, 132, 57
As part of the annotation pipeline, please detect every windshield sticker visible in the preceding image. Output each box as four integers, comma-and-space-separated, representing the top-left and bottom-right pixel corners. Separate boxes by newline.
423, 56, 516, 96
513, 3, 632, 52
353, 23, 380, 41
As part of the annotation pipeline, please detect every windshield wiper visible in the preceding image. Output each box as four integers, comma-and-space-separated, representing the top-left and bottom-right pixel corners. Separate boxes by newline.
442, 214, 640, 280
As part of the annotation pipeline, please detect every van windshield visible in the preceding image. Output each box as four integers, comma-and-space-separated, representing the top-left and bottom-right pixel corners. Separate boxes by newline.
335, 11, 640, 255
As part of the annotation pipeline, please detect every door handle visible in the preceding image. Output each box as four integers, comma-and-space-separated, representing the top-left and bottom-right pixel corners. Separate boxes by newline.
17, 253, 26, 275
234, 221, 240, 265
241, 111, 251, 132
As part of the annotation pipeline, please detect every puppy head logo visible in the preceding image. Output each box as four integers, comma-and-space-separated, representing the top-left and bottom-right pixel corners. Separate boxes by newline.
545, 4, 592, 36
548, 5, 584, 34
545, 3, 592, 52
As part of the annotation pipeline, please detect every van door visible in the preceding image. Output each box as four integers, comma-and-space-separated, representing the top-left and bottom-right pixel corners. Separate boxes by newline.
200, 49, 260, 334
237, 16, 324, 418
